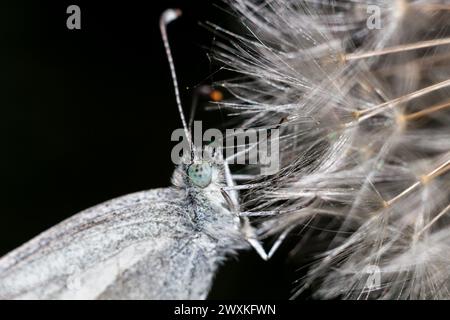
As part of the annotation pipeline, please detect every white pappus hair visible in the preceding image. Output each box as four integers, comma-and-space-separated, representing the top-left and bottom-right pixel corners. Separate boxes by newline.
213, 0, 450, 299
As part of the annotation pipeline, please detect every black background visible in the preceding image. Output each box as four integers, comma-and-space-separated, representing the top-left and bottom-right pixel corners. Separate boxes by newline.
0, 0, 303, 299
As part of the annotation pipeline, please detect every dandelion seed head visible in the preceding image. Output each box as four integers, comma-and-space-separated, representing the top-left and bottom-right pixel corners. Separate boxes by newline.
215, 0, 450, 299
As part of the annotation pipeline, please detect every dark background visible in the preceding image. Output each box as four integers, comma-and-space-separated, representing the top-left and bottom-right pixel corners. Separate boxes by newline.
0, 0, 303, 299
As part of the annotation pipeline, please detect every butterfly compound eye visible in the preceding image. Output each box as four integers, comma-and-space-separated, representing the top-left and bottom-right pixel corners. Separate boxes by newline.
187, 163, 212, 188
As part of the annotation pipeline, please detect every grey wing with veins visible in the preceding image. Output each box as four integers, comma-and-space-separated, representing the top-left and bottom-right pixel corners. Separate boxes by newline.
0, 188, 218, 299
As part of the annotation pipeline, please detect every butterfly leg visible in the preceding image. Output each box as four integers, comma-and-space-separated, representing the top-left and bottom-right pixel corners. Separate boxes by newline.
241, 219, 294, 261
221, 155, 293, 260
220, 187, 292, 261
240, 218, 269, 261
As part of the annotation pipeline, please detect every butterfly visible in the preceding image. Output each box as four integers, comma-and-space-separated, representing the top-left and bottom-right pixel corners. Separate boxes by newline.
0, 9, 286, 300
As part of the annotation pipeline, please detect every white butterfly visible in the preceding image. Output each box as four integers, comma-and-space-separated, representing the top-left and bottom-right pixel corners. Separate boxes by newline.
0, 9, 287, 300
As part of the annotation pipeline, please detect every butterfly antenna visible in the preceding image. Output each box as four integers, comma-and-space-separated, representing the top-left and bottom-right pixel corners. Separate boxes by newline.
160, 9, 192, 147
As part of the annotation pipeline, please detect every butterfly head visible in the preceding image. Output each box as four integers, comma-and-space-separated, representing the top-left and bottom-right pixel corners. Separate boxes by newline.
172, 145, 225, 190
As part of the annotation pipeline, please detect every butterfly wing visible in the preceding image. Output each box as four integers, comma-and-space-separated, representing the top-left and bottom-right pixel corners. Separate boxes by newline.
0, 188, 216, 299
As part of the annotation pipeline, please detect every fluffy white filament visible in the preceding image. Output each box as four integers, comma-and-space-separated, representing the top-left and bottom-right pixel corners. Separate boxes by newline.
215, 0, 450, 299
